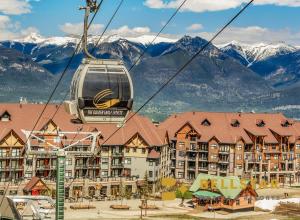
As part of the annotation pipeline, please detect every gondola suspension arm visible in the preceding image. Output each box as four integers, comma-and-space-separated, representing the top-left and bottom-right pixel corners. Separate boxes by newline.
80, 0, 98, 59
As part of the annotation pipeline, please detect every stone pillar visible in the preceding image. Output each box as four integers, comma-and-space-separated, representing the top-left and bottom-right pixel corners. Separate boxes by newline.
106, 184, 111, 196
285, 160, 288, 171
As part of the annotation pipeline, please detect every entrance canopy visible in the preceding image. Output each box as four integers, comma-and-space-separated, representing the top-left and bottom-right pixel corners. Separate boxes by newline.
193, 191, 222, 199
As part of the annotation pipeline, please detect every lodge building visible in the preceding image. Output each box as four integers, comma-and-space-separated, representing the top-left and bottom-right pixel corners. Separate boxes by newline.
0, 104, 300, 198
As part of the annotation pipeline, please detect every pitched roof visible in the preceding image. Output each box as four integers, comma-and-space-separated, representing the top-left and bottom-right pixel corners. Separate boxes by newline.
159, 111, 299, 144
0, 104, 165, 147
23, 177, 48, 192
189, 174, 251, 199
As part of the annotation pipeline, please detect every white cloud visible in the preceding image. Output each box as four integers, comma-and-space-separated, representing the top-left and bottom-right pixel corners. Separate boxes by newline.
59, 22, 104, 36
144, 0, 300, 12
197, 26, 300, 45
108, 25, 151, 37
186, 23, 203, 31
0, 0, 31, 15
0, 15, 38, 40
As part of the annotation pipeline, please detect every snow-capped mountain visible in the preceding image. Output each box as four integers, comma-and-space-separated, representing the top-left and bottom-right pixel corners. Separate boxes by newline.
1, 34, 300, 119
218, 41, 297, 67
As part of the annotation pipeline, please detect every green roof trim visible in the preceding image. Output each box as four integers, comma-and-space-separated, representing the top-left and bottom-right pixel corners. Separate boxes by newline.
189, 174, 250, 199
193, 190, 221, 199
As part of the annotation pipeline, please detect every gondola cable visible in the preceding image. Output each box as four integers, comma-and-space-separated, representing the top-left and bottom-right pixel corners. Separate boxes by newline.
100, 0, 255, 146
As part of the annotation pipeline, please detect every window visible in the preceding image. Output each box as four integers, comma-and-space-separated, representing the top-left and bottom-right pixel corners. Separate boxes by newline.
9, 190, 17, 195
102, 146, 109, 152
178, 142, 185, 148
236, 145, 242, 151
149, 171, 153, 178
11, 149, 20, 157
0, 149, 5, 157
236, 199, 240, 205
126, 148, 130, 153
66, 158, 72, 166
25, 172, 32, 178
258, 155, 262, 161
101, 171, 108, 177
211, 154, 218, 160
102, 158, 108, 165
296, 144, 300, 150
266, 154, 270, 160
178, 172, 184, 178
236, 155, 242, 160
237, 165, 242, 169
272, 145, 276, 150
274, 155, 279, 160
133, 148, 137, 153
149, 161, 153, 166
178, 161, 184, 167
248, 197, 252, 204
142, 149, 146, 154
210, 144, 217, 149
210, 164, 216, 169
190, 136, 197, 142
65, 171, 72, 178
296, 154, 300, 159
178, 151, 185, 157
125, 158, 131, 165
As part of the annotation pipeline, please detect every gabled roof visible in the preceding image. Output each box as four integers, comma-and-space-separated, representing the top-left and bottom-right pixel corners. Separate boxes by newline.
159, 111, 298, 144
189, 174, 251, 200
23, 177, 48, 192
0, 104, 165, 147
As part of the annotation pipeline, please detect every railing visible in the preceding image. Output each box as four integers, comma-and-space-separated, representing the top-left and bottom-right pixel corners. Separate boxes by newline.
111, 164, 123, 168
219, 151, 230, 154
112, 152, 123, 157
199, 157, 208, 161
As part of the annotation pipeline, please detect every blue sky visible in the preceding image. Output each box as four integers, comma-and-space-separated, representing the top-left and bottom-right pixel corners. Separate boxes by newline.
1, 0, 300, 44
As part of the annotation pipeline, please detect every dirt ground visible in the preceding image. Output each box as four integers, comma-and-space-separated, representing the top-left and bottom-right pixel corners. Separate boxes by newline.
64, 187, 300, 220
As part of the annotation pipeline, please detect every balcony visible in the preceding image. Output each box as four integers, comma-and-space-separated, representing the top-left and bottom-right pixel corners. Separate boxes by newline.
188, 166, 196, 170
219, 159, 229, 164
75, 164, 88, 169
199, 157, 208, 161
188, 157, 196, 161
112, 152, 123, 157
199, 148, 208, 152
219, 151, 230, 155
111, 163, 123, 168
198, 166, 208, 171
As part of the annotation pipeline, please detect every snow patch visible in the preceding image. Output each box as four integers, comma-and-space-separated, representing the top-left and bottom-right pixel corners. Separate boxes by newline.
255, 198, 300, 211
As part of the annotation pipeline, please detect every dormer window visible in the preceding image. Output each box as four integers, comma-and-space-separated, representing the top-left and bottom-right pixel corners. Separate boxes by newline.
281, 120, 293, 127
201, 119, 211, 126
0, 111, 11, 122
231, 119, 240, 127
256, 120, 265, 127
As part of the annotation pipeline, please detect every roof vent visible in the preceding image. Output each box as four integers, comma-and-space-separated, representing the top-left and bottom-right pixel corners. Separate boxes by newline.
0, 111, 11, 122
231, 119, 240, 127
256, 120, 265, 127
201, 119, 211, 126
281, 119, 293, 127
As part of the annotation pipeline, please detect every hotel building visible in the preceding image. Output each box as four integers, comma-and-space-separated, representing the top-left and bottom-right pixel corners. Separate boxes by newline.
0, 104, 300, 198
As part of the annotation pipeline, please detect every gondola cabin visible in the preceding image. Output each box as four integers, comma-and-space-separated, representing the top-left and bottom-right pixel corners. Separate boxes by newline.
65, 58, 134, 123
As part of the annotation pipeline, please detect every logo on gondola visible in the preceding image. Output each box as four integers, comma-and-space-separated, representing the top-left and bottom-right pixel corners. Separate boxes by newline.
93, 89, 120, 109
